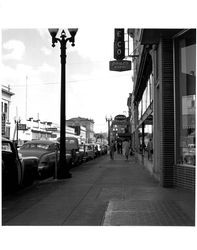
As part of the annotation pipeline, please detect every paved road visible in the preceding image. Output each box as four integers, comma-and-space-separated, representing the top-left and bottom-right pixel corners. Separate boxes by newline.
2, 153, 195, 226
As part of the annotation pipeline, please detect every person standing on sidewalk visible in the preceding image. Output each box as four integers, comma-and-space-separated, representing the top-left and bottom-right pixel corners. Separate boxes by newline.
147, 138, 153, 160
122, 139, 130, 160
110, 140, 116, 160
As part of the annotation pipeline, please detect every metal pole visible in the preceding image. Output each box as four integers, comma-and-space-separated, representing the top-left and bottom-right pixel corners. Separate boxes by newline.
48, 29, 78, 179
106, 118, 112, 146
54, 145, 58, 179
16, 121, 18, 145
108, 120, 111, 146
25, 76, 28, 120
59, 36, 72, 179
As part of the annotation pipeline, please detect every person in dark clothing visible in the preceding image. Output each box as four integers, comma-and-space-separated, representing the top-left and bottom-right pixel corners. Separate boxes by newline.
110, 140, 116, 160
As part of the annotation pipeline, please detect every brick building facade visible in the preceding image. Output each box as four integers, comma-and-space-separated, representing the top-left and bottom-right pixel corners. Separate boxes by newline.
129, 29, 195, 191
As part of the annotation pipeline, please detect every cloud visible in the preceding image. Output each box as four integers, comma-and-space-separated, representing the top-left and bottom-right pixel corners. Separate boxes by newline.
38, 62, 56, 73
3, 40, 26, 61
41, 47, 51, 55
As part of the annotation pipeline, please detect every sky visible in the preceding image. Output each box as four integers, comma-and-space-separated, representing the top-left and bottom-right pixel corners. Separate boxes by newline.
2, 28, 133, 133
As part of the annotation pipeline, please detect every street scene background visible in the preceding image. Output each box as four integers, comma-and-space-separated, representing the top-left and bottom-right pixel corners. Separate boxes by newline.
1, 1, 197, 250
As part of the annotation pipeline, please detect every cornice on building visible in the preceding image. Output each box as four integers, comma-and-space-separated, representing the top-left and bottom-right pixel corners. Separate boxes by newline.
1, 85, 14, 96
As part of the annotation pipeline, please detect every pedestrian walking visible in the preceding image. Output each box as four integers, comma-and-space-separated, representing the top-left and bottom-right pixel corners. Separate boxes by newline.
122, 139, 130, 160
110, 140, 116, 160
117, 141, 122, 154
120, 141, 122, 154
147, 138, 153, 160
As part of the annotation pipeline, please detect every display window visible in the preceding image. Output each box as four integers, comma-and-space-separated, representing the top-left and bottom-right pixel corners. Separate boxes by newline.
175, 29, 196, 166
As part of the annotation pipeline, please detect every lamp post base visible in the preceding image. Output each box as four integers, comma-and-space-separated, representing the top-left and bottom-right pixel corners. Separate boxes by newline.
58, 172, 72, 179
57, 168, 72, 179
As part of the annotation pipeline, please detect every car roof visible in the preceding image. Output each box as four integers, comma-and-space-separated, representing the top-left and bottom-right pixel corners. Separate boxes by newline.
23, 140, 59, 145
2, 137, 11, 142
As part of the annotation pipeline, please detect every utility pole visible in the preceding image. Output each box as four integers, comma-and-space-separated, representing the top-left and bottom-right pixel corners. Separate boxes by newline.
25, 76, 28, 120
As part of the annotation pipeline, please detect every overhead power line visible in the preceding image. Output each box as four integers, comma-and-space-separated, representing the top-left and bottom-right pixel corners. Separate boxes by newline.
10, 73, 132, 88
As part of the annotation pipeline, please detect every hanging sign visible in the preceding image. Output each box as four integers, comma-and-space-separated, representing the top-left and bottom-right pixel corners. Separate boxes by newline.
115, 114, 127, 121
109, 28, 131, 72
109, 60, 131, 72
18, 124, 27, 130
114, 28, 125, 60
2, 113, 6, 136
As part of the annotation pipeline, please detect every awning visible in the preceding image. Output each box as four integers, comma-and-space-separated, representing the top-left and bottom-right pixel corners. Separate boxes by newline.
140, 29, 182, 45
134, 48, 152, 103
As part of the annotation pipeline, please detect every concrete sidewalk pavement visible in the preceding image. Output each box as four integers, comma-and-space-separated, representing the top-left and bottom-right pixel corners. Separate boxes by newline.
2, 152, 195, 226
102, 154, 195, 226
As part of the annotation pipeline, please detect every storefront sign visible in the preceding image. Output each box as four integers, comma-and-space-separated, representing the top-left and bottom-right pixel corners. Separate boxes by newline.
109, 60, 131, 72
114, 114, 127, 121
114, 29, 125, 60
46, 127, 58, 131
18, 124, 27, 130
2, 113, 6, 136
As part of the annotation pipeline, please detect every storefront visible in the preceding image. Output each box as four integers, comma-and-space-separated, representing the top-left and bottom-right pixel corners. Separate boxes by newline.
131, 29, 196, 191
174, 29, 196, 190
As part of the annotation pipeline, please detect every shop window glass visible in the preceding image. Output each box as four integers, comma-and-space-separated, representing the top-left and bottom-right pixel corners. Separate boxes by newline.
155, 48, 159, 80
175, 29, 196, 166
138, 101, 142, 120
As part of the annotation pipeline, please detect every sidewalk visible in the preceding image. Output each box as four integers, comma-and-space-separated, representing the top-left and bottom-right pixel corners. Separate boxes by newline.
2, 152, 195, 226
102, 153, 195, 226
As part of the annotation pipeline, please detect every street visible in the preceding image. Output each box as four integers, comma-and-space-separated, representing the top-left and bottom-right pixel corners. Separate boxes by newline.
2, 153, 195, 226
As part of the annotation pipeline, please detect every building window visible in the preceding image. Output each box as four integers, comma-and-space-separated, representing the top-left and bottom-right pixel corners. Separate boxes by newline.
155, 48, 159, 81
138, 74, 153, 120
175, 29, 196, 166
4, 103, 8, 113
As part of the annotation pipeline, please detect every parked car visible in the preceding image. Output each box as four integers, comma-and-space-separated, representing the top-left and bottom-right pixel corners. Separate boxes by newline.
78, 144, 86, 164
83, 144, 96, 161
2, 138, 23, 193
19, 140, 69, 179
95, 143, 102, 156
100, 144, 108, 155
2, 138, 38, 194
65, 137, 83, 166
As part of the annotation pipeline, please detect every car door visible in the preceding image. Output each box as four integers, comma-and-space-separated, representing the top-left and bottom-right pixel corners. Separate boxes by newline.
46, 143, 59, 175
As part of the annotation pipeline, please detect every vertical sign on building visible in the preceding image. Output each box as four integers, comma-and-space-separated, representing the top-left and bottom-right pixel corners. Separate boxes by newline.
2, 113, 6, 136
109, 28, 131, 72
114, 29, 125, 60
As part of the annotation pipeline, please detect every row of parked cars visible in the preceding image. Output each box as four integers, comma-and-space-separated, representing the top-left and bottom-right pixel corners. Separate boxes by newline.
2, 137, 108, 194
2, 137, 38, 194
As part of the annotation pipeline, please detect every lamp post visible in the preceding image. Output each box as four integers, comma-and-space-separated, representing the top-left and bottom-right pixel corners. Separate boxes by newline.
14, 117, 21, 146
49, 28, 78, 179
105, 116, 112, 146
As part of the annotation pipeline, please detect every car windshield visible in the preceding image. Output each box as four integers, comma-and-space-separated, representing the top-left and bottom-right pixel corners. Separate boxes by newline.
21, 143, 50, 150
66, 138, 78, 150
2, 142, 13, 153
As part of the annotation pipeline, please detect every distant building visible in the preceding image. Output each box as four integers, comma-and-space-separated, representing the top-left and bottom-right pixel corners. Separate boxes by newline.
15, 118, 81, 144
66, 117, 94, 143
13, 118, 60, 145
1, 85, 14, 139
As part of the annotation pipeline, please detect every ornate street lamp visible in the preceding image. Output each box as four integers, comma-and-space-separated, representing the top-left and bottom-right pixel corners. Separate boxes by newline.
105, 115, 112, 146
49, 28, 78, 179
